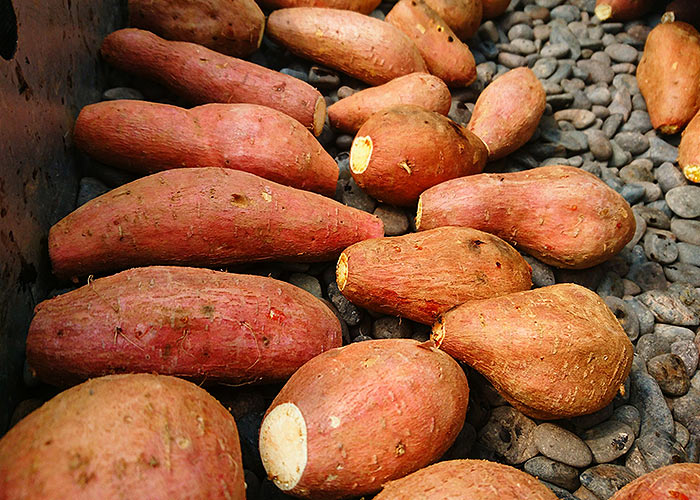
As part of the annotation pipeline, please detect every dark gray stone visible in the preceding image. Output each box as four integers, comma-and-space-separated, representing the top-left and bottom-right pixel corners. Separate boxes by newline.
533, 57, 558, 79
553, 109, 596, 128
656, 163, 688, 193
635, 333, 672, 362
371, 316, 412, 340
634, 206, 670, 230
604, 296, 639, 341
612, 405, 641, 437
341, 178, 376, 212
671, 338, 699, 376
498, 52, 527, 68
665, 262, 700, 286
550, 4, 580, 22
327, 282, 362, 326
577, 59, 614, 84
582, 420, 635, 464
653, 324, 696, 344
613, 74, 640, 94
643, 231, 678, 264
620, 110, 653, 133
608, 88, 632, 121
648, 137, 679, 167
637, 290, 699, 326
666, 186, 700, 218
541, 43, 571, 58
605, 43, 638, 63
579, 464, 636, 499
586, 129, 612, 161
647, 353, 691, 397
671, 388, 700, 428
630, 357, 676, 436
620, 159, 654, 183
525, 456, 580, 491
522, 254, 556, 288
678, 243, 700, 267
550, 20, 581, 59
628, 262, 669, 292
373, 204, 409, 236
288, 273, 322, 299
671, 219, 700, 246
636, 429, 688, 471
76, 177, 110, 207
508, 23, 535, 41
602, 113, 624, 138
621, 184, 645, 204
597, 271, 624, 297
533, 423, 592, 468
614, 131, 649, 155
477, 406, 538, 465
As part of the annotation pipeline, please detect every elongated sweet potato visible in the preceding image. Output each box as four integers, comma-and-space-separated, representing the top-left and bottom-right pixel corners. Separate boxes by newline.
467, 67, 546, 160
679, 109, 700, 183
610, 463, 700, 500
49, 168, 384, 280
416, 165, 636, 269
266, 8, 427, 85
423, 0, 482, 40
595, 0, 654, 21
259, 339, 469, 499
128, 0, 265, 57
100, 29, 326, 136
327, 72, 450, 133
26, 266, 342, 387
73, 101, 338, 195
259, 0, 381, 13
374, 460, 559, 499
0, 374, 245, 500
336, 226, 532, 324
637, 21, 700, 135
386, 0, 476, 87
663, 0, 700, 30
482, 0, 510, 19
432, 283, 634, 420
349, 105, 488, 206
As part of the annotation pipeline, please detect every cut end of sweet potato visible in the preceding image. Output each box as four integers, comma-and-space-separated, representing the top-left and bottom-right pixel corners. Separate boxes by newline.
683, 163, 700, 183
336, 252, 349, 291
659, 124, 681, 135
431, 317, 445, 348
350, 136, 373, 174
260, 402, 308, 491
313, 96, 327, 137
594, 4, 612, 21
661, 11, 676, 24
415, 196, 423, 230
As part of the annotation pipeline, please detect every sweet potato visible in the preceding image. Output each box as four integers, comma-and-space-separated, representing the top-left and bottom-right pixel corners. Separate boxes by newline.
481, 0, 510, 19
265, 8, 427, 85
610, 463, 700, 500
128, 0, 265, 57
679, 109, 700, 183
432, 283, 634, 420
467, 67, 546, 160
327, 72, 450, 133
416, 165, 636, 269
336, 226, 532, 324
374, 459, 559, 499
349, 105, 488, 206
100, 29, 326, 136
594, 0, 654, 21
386, 0, 476, 87
663, 0, 700, 30
259, 0, 381, 14
637, 21, 700, 135
423, 0, 482, 40
49, 168, 384, 280
0, 374, 245, 500
73, 101, 338, 195
259, 339, 469, 499
26, 266, 342, 387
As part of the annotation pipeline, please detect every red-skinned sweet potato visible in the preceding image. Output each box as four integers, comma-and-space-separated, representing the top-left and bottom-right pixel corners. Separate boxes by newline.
637, 21, 700, 135
26, 266, 342, 387
679, 109, 700, 183
416, 165, 636, 269
259, 0, 381, 14
0, 374, 246, 500
432, 283, 634, 420
386, 0, 476, 87
663, 0, 700, 30
49, 168, 384, 280
374, 459, 559, 499
259, 339, 469, 499
423, 0, 482, 40
467, 67, 546, 160
481, 0, 510, 19
610, 463, 700, 500
266, 8, 427, 85
100, 29, 326, 136
128, 0, 265, 57
336, 226, 532, 324
73, 101, 338, 195
349, 105, 488, 206
594, 0, 654, 21
327, 72, 451, 133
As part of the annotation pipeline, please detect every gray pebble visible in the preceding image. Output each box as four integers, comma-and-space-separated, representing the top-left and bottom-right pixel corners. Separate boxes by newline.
622, 278, 642, 296
653, 324, 696, 344
602, 113, 624, 138
308, 66, 340, 88
577, 59, 614, 84
541, 43, 571, 58
611, 62, 636, 74
549, 61, 575, 84
102, 87, 144, 101
634, 206, 670, 230
327, 282, 362, 326
636, 333, 672, 362
666, 185, 700, 218
655, 163, 688, 193
628, 261, 670, 292
647, 353, 691, 396
648, 137, 679, 167
620, 160, 654, 183
671, 219, 700, 246
671, 388, 700, 428
573, 485, 601, 500
571, 404, 615, 432
678, 242, 700, 267
608, 140, 631, 169
341, 178, 376, 213
547, 93, 575, 109
630, 357, 676, 436
585, 85, 612, 106
604, 296, 639, 340
510, 38, 538, 55
477, 406, 538, 465
478, 20, 500, 43
597, 271, 624, 297
498, 52, 527, 68
582, 420, 635, 463
638, 182, 663, 203
373, 204, 409, 236
612, 74, 640, 94
608, 88, 632, 121
550, 20, 581, 60
637, 290, 699, 326
522, 254, 556, 287
554, 109, 596, 128
604, 43, 638, 63
636, 429, 687, 471
279, 67, 308, 82
371, 316, 412, 339
671, 338, 699, 376
614, 131, 648, 155
620, 110, 653, 133
665, 262, 700, 286
448, 99, 472, 125
533, 57, 559, 79
585, 129, 612, 161
288, 273, 322, 299
621, 184, 645, 204
590, 51, 612, 65
579, 464, 636, 499
612, 404, 641, 437
335, 134, 353, 151
524, 456, 580, 491
508, 23, 535, 41
550, 4, 580, 23
536, 0, 565, 7
675, 421, 690, 448
643, 231, 678, 264
502, 11, 533, 31
533, 423, 593, 468
632, 93, 647, 111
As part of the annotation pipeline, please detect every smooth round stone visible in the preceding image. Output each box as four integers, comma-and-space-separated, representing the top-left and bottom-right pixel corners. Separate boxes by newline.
655, 163, 687, 193
326, 282, 362, 326
625, 298, 655, 334
508, 23, 535, 41
553, 109, 596, 128
534, 24, 553, 40
502, 11, 533, 31
671, 338, 699, 376
602, 113, 624, 138
373, 204, 409, 236
643, 231, 679, 264
522, 254, 555, 287
614, 131, 649, 155
629, 360, 676, 436
524, 457, 580, 491
585, 86, 611, 106
597, 271, 624, 297
665, 262, 700, 286
612, 405, 641, 437
637, 290, 699, 326
536, 0, 565, 7
549, 61, 575, 84
608, 140, 632, 168
590, 50, 612, 65
577, 59, 614, 83
647, 200, 673, 218
666, 186, 700, 218
498, 52, 527, 68
585, 129, 612, 161
608, 89, 632, 121
636, 429, 687, 470
533, 423, 593, 468
678, 242, 700, 267
672, 388, 700, 426
653, 324, 695, 343
604, 296, 640, 340
510, 38, 538, 55
551, 4, 580, 22
371, 316, 412, 340
675, 421, 690, 448
613, 73, 639, 94
649, 138, 679, 167
647, 353, 691, 396
561, 78, 585, 93
582, 420, 635, 463
550, 20, 581, 59
612, 62, 637, 74
671, 219, 700, 246
605, 42, 638, 63
525, 4, 551, 20
621, 110, 653, 133
477, 406, 538, 465
288, 273, 322, 299
621, 184, 645, 205
636, 333, 672, 361
579, 464, 636, 499
280, 67, 308, 82
533, 57, 558, 78
627, 262, 668, 292
634, 206, 670, 229
632, 93, 647, 111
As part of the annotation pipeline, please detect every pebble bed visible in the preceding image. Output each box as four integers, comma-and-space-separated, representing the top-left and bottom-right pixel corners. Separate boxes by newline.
10, 0, 700, 499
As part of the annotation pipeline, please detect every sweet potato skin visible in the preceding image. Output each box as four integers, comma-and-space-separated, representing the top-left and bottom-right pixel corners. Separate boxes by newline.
481, 0, 510, 19
128, 0, 265, 57
374, 459, 559, 499
610, 463, 700, 500
49, 168, 384, 280
637, 21, 700, 135
259, 0, 381, 14
594, 0, 654, 21
337, 226, 532, 324
432, 284, 634, 420
416, 165, 636, 269
0, 374, 246, 500
350, 105, 488, 206
26, 266, 342, 387
423, 0, 482, 40
100, 29, 326, 135
266, 8, 427, 85
327, 72, 450, 133
467, 67, 546, 160
259, 339, 469, 499
679, 109, 700, 183
73, 101, 338, 195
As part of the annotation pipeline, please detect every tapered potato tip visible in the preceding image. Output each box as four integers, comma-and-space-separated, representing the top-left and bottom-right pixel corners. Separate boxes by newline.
595, 4, 612, 21
662, 11, 676, 23
684, 164, 700, 183
350, 136, 373, 174
659, 124, 681, 135
337, 252, 349, 290
259, 402, 308, 491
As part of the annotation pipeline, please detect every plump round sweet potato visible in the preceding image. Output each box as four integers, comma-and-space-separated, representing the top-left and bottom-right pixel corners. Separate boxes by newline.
679, 109, 700, 183
258, 0, 381, 13
259, 339, 469, 499
374, 459, 559, 499
423, 0, 482, 40
595, 0, 654, 21
416, 165, 636, 269
0, 374, 245, 500
432, 283, 634, 420
610, 463, 700, 499
337, 226, 532, 324
27, 266, 342, 386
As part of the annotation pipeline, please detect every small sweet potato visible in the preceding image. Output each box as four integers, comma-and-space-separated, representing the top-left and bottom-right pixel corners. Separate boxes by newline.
259, 339, 469, 499
423, 0, 482, 40
481, 0, 510, 19
386, 0, 476, 87
73, 101, 338, 195
610, 463, 700, 500
679, 109, 700, 183
432, 283, 634, 420
594, 0, 654, 21
374, 460, 559, 499
467, 67, 546, 160
637, 21, 700, 134
259, 0, 381, 14
266, 7, 427, 85
349, 105, 488, 206
416, 165, 636, 269
27, 266, 342, 386
128, 0, 265, 57
101, 29, 326, 135
49, 168, 384, 280
0, 374, 246, 500
336, 226, 532, 324
663, 0, 700, 30
327, 72, 450, 133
